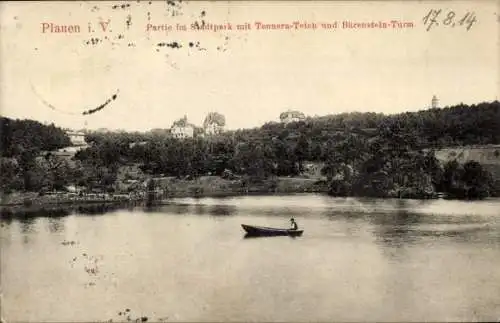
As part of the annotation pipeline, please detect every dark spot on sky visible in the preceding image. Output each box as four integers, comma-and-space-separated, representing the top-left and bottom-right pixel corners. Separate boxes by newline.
112, 3, 131, 9
157, 42, 182, 49
85, 38, 101, 45
167, 41, 181, 48
189, 42, 194, 47
126, 15, 132, 29
201, 10, 206, 17
189, 41, 205, 51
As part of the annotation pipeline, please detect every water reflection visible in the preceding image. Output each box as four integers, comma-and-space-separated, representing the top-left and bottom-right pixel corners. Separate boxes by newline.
370, 207, 500, 250
156, 203, 190, 214
19, 217, 37, 234
370, 206, 423, 250
2, 195, 500, 322
75, 204, 125, 216
47, 217, 65, 233
0, 215, 13, 226
1, 208, 70, 219
417, 223, 500, 245
194, 204, 204, 215
16, 217, 38, 245
243, 233, 300, 240
145, 203, 238, 217
209, 204, 236, 216
1, 203, 131, 220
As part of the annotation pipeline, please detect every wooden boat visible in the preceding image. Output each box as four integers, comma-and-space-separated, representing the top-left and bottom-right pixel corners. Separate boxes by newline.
241, 224, 304, 237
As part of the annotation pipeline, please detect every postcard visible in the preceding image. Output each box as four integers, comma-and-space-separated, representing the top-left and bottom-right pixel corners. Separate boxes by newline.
1, 1, 499, 322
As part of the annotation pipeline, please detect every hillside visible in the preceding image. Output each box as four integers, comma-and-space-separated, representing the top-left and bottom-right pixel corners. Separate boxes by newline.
2, 101, 499, 199
435, 145, 500, 165
1, 117, 71, 157
435, 145, 500, 188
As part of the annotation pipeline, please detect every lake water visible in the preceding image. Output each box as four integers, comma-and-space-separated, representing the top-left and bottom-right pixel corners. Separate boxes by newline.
2, 195, 500, 322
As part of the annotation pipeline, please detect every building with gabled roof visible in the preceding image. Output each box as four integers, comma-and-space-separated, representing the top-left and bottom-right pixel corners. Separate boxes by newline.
203, 112, 226, 135
171, 115, 196, 139
279, 110, 306, 124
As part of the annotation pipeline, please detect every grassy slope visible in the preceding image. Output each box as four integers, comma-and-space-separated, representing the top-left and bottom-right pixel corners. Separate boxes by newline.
434, 145, 500, 187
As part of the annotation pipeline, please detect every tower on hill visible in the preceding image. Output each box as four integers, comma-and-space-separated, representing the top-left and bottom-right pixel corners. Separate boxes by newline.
431, 95, 439, 109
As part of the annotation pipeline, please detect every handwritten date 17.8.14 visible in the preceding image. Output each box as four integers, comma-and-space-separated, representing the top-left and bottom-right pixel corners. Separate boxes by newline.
422, 9, 477, 31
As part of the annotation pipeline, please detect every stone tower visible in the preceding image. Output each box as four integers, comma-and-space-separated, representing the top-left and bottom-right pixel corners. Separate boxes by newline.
431, 95, 439, 109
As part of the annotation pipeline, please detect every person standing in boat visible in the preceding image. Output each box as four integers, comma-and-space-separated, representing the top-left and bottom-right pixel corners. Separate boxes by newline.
290, 218, 298, 230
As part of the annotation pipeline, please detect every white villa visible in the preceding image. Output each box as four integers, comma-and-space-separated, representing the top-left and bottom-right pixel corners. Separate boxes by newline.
279, 110, 306, 124
171, 116, 196, 139
203, 112, 226, 135
48, 130, 89, 159
66, 131, 87, 146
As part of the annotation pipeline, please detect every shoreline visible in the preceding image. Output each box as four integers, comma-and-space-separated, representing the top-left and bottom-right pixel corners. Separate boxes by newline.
2, 174, 493, 216
1, 190, 496, 218
0, 190, 328, 215
0, 191, 326, 217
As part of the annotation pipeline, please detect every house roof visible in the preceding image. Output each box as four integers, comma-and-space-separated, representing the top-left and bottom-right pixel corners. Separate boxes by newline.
66, 131, 85, 136
172, 116, 196, 128
203, 112, 226, 127
279, 110, 305, 120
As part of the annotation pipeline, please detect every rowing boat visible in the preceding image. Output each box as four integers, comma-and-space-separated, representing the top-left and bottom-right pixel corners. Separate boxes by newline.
241, 224, 304, 237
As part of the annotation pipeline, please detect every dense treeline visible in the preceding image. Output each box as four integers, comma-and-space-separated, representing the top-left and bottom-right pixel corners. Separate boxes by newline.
1, 101, 499, 199
323, 129, 496, 199
84, 100, 500, 164
1, 117, 71, 157
1, 117, 73, 192
74, 101, 500, 198
80, 101, 500, 168
439, 160, 495, 199
384, 101, 500, 147
234, 100, 500, 150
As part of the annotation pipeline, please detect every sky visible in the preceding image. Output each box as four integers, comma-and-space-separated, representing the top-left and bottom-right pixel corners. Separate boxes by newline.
0, 0, 498, 131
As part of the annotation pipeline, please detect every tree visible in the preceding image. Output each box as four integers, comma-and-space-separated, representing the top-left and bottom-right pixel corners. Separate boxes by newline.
294, 134, 310, 171
0, 158, 22, 192
461, 160, 493, 198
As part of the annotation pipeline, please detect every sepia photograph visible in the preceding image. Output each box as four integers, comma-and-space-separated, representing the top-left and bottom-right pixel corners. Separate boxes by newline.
1, 0, 499, 322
